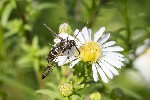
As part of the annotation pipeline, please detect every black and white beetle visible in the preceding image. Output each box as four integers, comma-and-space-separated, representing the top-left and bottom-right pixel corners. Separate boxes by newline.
41, 22, 80, 79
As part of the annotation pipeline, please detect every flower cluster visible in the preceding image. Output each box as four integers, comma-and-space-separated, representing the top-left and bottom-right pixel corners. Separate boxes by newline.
90, 92, 101, 100
58, 82, 74, 97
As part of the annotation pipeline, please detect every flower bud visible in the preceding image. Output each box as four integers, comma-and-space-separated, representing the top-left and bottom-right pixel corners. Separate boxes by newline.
59, 23, 72, 34
58, 82, 74, 97
90, 92, 101, 100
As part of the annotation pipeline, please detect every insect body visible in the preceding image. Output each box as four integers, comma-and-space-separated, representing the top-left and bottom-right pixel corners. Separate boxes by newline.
42, 22, 79, 79
46, 38, 78, 63
42, 65, 53, 79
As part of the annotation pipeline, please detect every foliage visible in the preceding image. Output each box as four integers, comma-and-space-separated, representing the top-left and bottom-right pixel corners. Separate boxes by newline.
0, 0, 150, 100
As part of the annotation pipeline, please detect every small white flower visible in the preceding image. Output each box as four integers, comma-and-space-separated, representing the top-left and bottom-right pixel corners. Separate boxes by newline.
55, 27, 124, 83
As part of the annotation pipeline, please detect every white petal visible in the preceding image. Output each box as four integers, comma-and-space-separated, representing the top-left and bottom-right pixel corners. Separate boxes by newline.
58, 33, 74, 40
71, 46, 79, 53
103, 52, 124, 57
102, 56, 124, 68
54, 38, 61, 44
92, 64, 99, 82
94, 27, 105, 42
102, 41, 116, 48
102, 46, 124, 51
75, 39, 82, 48
98, 33, 110, 44
88, 29, 92, 41
69, 59, 80, 68
101, 60, 119, 75
74, 29, 85, 43
56, 56, 67, 66
103, 53, 124, 61
98, 61, 113, 79
95, 63, 108, 83
81, 27, 90, 42
65, 56, 76, 64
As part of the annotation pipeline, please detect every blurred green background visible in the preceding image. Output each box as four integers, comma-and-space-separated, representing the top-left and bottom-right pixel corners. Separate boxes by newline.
0, 0, 150, 100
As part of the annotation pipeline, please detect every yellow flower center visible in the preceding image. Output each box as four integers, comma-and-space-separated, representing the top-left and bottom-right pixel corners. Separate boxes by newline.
79, 41, 102, 63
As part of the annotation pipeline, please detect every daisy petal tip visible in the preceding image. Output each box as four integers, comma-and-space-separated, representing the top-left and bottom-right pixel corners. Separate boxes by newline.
98, 27, 105, 34
103, 80, 108, 83
120, 49, 124, 52
94, 79, 98, 82
101, 27, 105, 31
107, 33, 110, 36
93, 75, 99, 82
69, 63, 74, 68
74, 29, 79, 35
116, 73, 119, 75
69, 65, 73, 68
110, 76, 113, 79
69, 59, 80, 68
83, 26, 88, 30
120, 47, 124, 51
82, 27, 88, 33
75, 29, 79, 32
121, 63, 125, 67
114, 70, 119, 76
118, 66, 122, 69
111, 41, 116, 45
58, 62, 63, 66
105, 33, 110, 39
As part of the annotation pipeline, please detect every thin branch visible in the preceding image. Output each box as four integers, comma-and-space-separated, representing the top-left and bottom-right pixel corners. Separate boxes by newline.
88, 0, 101, 27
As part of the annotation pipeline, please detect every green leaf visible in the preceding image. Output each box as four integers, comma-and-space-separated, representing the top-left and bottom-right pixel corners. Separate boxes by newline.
17, 55, 32, 67
33, 58, 39, 72
37, 3, 57, 10
4, 19, 22, 38
1, 2, 14, 27
35, 89, 63, 100
35, 89, 52, 97
32, 36, 39, 49
122, 88, 142, 100
39, 47, 49, 55
46, 82, 58, 90
79, 83, 103, 95
0, 75, 41, 99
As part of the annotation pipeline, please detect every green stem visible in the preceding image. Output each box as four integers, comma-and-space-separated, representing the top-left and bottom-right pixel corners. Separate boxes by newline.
15, 1, 32, 44
68, 96, 72, 100
61, 65, 67, 83
88, 0, 101, 27
121, 0, 134, 68
121, 0, 131, 51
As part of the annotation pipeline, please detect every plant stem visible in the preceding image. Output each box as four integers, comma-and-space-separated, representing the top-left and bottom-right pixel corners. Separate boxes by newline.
88, 0, 101, 27
15, 1, 32, 44
121, 0, 134, 68
121, 0, 131, 51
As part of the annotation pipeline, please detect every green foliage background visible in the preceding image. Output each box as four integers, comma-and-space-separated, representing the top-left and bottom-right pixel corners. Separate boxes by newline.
0, 0, 150, 100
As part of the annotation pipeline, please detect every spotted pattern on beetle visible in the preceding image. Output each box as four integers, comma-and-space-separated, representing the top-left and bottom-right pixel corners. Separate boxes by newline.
41, 22, 79, 79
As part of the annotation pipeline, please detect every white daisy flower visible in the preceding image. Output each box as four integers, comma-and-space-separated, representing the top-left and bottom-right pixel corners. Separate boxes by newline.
55, 27, 124, 83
